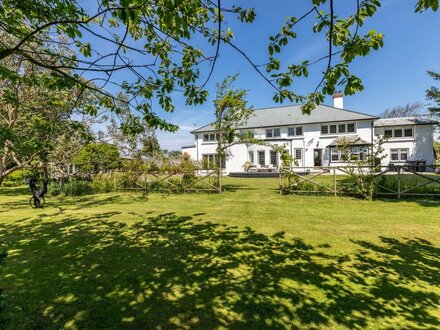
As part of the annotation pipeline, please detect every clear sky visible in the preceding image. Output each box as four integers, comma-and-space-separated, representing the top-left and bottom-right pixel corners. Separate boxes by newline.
92, 0, 440, 151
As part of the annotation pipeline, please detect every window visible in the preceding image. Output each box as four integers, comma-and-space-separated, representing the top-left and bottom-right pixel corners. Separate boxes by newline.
202, 133, 217, 142
288, 126, 303, 136
266, 128, 280, 138
400, 149, 408, 161
390, 149, 409, 162
202, 154, 225, 169
331, 148, 340, 162
384, 127, 414, 139
321, 123, 355, 135
294, 148, 302, 160
394, 129, 403, 138
248, 151, 254, 164
258, 151, 265, 165
270, 151, 277, 166
347, 123, 355, 133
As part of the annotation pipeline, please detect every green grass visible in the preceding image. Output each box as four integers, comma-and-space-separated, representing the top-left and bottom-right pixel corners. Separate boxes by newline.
1, 178, 439, 329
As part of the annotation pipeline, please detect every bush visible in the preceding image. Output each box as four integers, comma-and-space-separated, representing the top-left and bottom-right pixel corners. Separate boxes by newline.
62, 180, 94, 196
92, 174, 116, 193
1, 169, 33, 187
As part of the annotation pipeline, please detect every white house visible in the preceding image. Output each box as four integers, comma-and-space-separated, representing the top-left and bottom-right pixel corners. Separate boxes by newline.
182, 93, 437, 173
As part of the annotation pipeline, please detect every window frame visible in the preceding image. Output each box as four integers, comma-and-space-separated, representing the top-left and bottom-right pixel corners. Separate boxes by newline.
202, 153, 225, 169
258, 150, 265, 166
321, 122, 356, 135
294, 148, 303, 160
270, 150, 278, 166
288, 126, 303, 137
383, 126, 414, 139
266, 128, 281, 139
390, 148, 409, 162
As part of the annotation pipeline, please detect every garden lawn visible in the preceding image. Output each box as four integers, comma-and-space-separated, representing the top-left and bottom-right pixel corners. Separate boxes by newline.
0, 177, 439, 329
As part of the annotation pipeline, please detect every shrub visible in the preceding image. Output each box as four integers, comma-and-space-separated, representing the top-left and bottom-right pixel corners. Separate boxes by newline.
63, 180, 94, 196
1, 169, 33, 187
92, 174, 116, 193
48, 181, 62, 196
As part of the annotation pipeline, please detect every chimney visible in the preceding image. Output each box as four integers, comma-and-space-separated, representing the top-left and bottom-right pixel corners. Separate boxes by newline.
333, 91, 344, 109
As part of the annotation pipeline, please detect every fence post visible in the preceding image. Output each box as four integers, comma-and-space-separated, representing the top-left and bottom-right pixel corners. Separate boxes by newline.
333, 168, 337, 197
397, 166, 401, 199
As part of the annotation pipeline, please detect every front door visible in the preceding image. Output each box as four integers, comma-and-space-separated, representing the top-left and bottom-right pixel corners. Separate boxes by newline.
314, 149, 322, 167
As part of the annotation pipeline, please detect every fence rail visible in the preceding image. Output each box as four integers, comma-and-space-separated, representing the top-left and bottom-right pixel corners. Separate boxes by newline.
96, 169, 221, 194
279, 165, 440, 199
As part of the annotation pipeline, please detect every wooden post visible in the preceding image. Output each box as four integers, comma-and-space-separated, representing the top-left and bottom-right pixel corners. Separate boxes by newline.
397, 166, 401, 199
218, 168, 222, 193
333, 168, 337, 197
114, 174, 117, 192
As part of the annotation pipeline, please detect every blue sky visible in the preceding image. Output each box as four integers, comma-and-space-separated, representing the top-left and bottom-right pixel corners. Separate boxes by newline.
81, 0, 440, 150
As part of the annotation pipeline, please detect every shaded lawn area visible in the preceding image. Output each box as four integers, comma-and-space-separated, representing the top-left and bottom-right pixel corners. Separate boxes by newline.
0, 177, 439, 329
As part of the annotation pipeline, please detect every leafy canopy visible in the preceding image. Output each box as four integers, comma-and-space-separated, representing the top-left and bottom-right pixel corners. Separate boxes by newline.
0, 0, 438, 127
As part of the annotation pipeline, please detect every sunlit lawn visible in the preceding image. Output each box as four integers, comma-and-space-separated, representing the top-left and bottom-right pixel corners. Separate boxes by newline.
0, 177, 439, 329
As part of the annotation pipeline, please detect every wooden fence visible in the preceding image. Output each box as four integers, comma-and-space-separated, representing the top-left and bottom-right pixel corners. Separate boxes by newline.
102, 169, 220, 194
279, 165, 440, 199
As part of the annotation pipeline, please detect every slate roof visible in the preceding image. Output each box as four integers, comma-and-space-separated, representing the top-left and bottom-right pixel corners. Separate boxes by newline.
374, 117, 438, 127
192, 104, 378, 133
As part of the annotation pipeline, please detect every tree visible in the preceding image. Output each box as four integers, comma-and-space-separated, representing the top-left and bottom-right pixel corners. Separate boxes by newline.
426, 70, 440, 116
213, 75, 258, 191
105, 93, 161, 158
0, 0, 437, 129
339, 136, 386, 200
0, 52, 95, 185
73, 143, 121, 174
380, 102, 426, 118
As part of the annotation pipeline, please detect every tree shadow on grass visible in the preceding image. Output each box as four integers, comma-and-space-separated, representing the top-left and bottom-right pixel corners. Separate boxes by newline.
0, 214, 439, 329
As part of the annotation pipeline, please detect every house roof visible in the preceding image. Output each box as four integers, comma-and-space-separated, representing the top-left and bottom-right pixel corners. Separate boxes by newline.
327, 136, 371, 147
192, 104, 378, 133
374, 117, 438, 127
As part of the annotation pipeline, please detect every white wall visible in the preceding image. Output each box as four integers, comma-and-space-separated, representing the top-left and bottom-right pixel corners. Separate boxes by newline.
192, 122, 435, 173
374, 124, 435, 165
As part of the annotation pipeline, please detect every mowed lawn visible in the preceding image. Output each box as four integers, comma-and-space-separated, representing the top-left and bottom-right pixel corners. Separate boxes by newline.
0, 177, 439, 329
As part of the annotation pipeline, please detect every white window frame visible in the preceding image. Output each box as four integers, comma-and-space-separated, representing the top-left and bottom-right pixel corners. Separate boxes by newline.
383, 126, 414, 139
266, 128, 281, 139
321, 122, 356, 135
288, 126, 303, 137
202, 153, 225, 169
294, 148, 303, 161
202, 133, 218, 142
390, 148, 409, 162
258, 150, 265, 165
248, 151, 254, 164
270, 150, 278, 166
